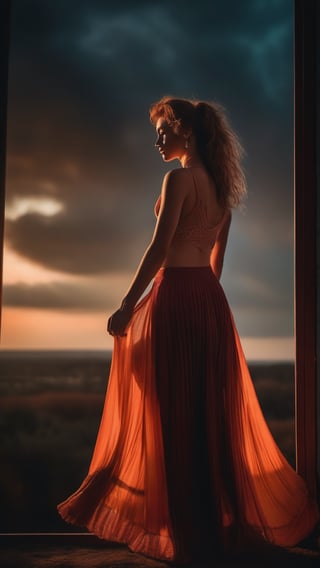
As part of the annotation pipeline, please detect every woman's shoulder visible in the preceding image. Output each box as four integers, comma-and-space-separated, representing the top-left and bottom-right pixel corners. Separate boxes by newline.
162, 167, 195, 188
162, 170, 197, 210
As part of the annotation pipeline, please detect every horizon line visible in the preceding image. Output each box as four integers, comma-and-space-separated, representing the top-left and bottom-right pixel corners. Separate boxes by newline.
0, 346, 294, 365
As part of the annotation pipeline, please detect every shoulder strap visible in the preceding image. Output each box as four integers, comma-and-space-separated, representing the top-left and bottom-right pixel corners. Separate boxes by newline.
191, 171, 200, 204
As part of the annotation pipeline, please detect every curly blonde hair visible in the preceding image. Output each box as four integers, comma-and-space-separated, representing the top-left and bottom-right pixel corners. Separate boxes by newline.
150, 96, 247, 209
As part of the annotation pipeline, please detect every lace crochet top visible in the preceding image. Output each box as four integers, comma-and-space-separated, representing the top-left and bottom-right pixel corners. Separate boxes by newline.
154, 173, 227, 250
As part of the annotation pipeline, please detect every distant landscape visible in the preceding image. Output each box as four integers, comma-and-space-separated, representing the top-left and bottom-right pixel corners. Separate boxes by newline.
0, 350, 295, 533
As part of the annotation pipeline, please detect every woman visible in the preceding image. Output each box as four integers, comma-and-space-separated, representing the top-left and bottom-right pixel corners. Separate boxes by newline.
58, 97, 318, 564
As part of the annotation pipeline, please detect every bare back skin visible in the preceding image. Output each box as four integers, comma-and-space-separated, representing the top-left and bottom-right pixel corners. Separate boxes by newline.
163, 166, 226, 267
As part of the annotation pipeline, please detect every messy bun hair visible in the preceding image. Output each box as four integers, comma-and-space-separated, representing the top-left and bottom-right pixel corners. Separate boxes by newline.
149, 96, 247, 209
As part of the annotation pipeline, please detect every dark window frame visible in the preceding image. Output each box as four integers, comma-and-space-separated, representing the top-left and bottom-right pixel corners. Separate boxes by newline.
0, 0, 11, 332
294, 0, 318, 500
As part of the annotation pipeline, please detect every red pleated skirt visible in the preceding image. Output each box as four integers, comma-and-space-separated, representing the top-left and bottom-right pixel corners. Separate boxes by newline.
58, 266, 318, 563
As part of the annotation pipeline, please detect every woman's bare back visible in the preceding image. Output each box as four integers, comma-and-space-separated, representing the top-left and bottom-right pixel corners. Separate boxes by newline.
156, 167, 228, 267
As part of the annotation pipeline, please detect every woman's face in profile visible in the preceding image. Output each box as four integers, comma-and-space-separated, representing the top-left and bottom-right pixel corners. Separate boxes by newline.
155, 117, 184, 162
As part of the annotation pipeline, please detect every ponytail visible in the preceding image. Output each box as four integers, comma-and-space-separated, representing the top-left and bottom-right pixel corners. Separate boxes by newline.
194, 101, 246, 208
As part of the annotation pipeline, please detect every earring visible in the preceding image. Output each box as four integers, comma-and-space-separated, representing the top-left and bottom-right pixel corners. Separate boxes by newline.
184, 138, 189, 149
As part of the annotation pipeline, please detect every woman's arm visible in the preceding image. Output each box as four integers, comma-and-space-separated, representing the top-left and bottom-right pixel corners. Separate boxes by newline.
107, 169, 188, 336
210, 210, 232, 280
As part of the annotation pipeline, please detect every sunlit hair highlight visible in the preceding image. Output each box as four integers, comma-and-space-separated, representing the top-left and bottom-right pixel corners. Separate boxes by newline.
149, 96, 247, 209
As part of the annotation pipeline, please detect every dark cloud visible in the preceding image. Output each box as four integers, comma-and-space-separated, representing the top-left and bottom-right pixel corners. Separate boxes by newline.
5, 0, 294, 335
3, 279, 116, 310
5, 200, 153, 274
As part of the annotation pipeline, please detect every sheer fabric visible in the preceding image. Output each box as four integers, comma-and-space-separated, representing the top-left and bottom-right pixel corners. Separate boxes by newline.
58, 266, 318, 563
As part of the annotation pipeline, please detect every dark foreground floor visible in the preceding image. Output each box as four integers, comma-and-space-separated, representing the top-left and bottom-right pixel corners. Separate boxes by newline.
0, 534, 320, 568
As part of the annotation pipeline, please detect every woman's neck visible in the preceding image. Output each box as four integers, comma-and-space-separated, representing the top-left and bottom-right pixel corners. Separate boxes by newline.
180, 151, 203, 169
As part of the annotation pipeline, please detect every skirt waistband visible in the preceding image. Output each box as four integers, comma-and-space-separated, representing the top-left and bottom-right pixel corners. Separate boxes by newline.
155, 265, 215, 283
159, 265, 212, 271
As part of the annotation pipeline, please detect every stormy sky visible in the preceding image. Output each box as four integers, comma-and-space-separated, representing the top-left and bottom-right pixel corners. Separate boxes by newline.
2, 0, 294, 357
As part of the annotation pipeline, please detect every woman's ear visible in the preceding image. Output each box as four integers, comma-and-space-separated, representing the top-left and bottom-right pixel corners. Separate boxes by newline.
182, 127, 192, 140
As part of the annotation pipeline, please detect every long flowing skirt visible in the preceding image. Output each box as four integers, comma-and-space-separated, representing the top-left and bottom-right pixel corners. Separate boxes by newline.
57, 266, 318, 562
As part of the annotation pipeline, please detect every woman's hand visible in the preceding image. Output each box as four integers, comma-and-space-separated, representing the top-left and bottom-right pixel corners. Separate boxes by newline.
107, 304, 133, 337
